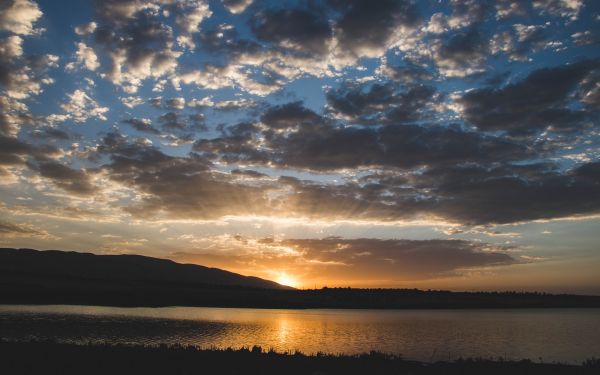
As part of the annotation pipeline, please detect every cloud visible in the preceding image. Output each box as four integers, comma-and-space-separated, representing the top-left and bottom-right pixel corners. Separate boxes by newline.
196, 102, 531, 171
97, 133, 270, 220
221, 0, 253, 14
431, 27, 489, 77
178, 63, 283, 96
170, 237, 517, 283
532, 0, 584, 21
0, 35, 23, 59
326, 82, 437, 124
0, 133, 60, 166
495, 0, 528, 19
0, 95, 31, 136
90, 1, 182, 92
0, 220, 54, 239
251, 6, 331, 56
122, 118, 160, 134
329, 0, 421, 65
28, 126, 71, 140
173, 0, 212, 50
0, 35, 58, 99
52, 89, 109, 123
29, 161, 97, 195
72, 42, 99, 71
0, 0, 43, 35
165, 97, 186, 110
74, 21, 97, 36
120, 96, 144, 108
457, 59, 600, 135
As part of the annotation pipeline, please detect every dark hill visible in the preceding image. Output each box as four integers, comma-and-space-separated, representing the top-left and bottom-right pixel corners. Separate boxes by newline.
0, 248, 289, 290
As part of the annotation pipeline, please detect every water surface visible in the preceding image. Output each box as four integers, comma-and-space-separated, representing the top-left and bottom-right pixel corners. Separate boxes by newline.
1, 305, 598, 363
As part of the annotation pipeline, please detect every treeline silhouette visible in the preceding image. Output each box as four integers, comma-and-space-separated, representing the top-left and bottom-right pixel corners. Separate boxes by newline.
1, 341, 598, 375
2, 248, 600, 309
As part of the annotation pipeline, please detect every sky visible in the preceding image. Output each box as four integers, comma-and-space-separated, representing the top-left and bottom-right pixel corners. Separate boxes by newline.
1, 0, 600, 292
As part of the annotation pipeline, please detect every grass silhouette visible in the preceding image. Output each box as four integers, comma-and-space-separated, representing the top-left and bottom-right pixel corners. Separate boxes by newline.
1, 340, 598, 374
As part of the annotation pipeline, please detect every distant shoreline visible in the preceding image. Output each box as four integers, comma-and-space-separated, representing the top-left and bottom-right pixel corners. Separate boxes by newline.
1, 340, 598, 375
3, 301, 600, 310
3, 287, 600, 310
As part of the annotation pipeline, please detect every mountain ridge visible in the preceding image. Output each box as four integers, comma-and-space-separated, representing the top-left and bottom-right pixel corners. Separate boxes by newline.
0, 247, 291, 290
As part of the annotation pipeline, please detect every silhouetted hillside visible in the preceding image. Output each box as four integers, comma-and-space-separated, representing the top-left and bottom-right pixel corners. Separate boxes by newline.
0, 248, 289, 290
1, 248, 600, 309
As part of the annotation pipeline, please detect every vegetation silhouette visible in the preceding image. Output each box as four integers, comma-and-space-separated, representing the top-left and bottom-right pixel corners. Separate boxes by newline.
2, 248, 600, 309
1, 341, 598, 375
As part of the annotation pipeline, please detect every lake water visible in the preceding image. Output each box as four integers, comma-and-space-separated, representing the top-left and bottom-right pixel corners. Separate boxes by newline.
1, 305, 599, 363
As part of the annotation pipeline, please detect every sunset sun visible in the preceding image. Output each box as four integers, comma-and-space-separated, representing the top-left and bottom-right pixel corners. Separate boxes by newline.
276, 272, 299, 288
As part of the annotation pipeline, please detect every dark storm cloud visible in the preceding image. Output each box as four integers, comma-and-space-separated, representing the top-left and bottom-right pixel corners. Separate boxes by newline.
157, 111, 206, 132
158, 112, 186, 130
413, 162, 600, 224
432, 27, 489, 77
282, 237, 516, 278
28, 161, 97, 195
28, 127, 71, 140
230, 169, 268, 179
326, 82, 437, 124
260, 101, 322, 129
97, 133, 271, 219
459, 59, 600, 135
276, 160, 600, 225
0, 134, 60, 165
122, 118, 160, 134
328, 0, 421, 57
251, 6, 331, 56
196, 102, 531, 171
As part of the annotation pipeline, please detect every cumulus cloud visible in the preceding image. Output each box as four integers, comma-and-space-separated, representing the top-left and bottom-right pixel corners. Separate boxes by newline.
74, 21, 97, 36
532, 0, 584, 21
71, 42, 100, 71
495, 0, 528, 19
221, 0, 253, 14
174, 0, 212, 49
0, 37, 59, 100
90, 1, 182, 92
120, 96, 144, 108
53, 89, 109, 123
0, 0, 43, 35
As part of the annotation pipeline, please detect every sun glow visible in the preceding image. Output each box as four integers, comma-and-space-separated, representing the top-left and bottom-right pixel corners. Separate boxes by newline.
276, 272, 299, 288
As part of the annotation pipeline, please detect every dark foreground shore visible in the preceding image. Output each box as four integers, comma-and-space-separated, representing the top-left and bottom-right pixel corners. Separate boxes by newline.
1, 341, 598, 375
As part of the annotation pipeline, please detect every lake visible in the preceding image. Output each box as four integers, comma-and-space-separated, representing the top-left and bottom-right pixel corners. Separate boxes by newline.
1, 305, 599, 363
